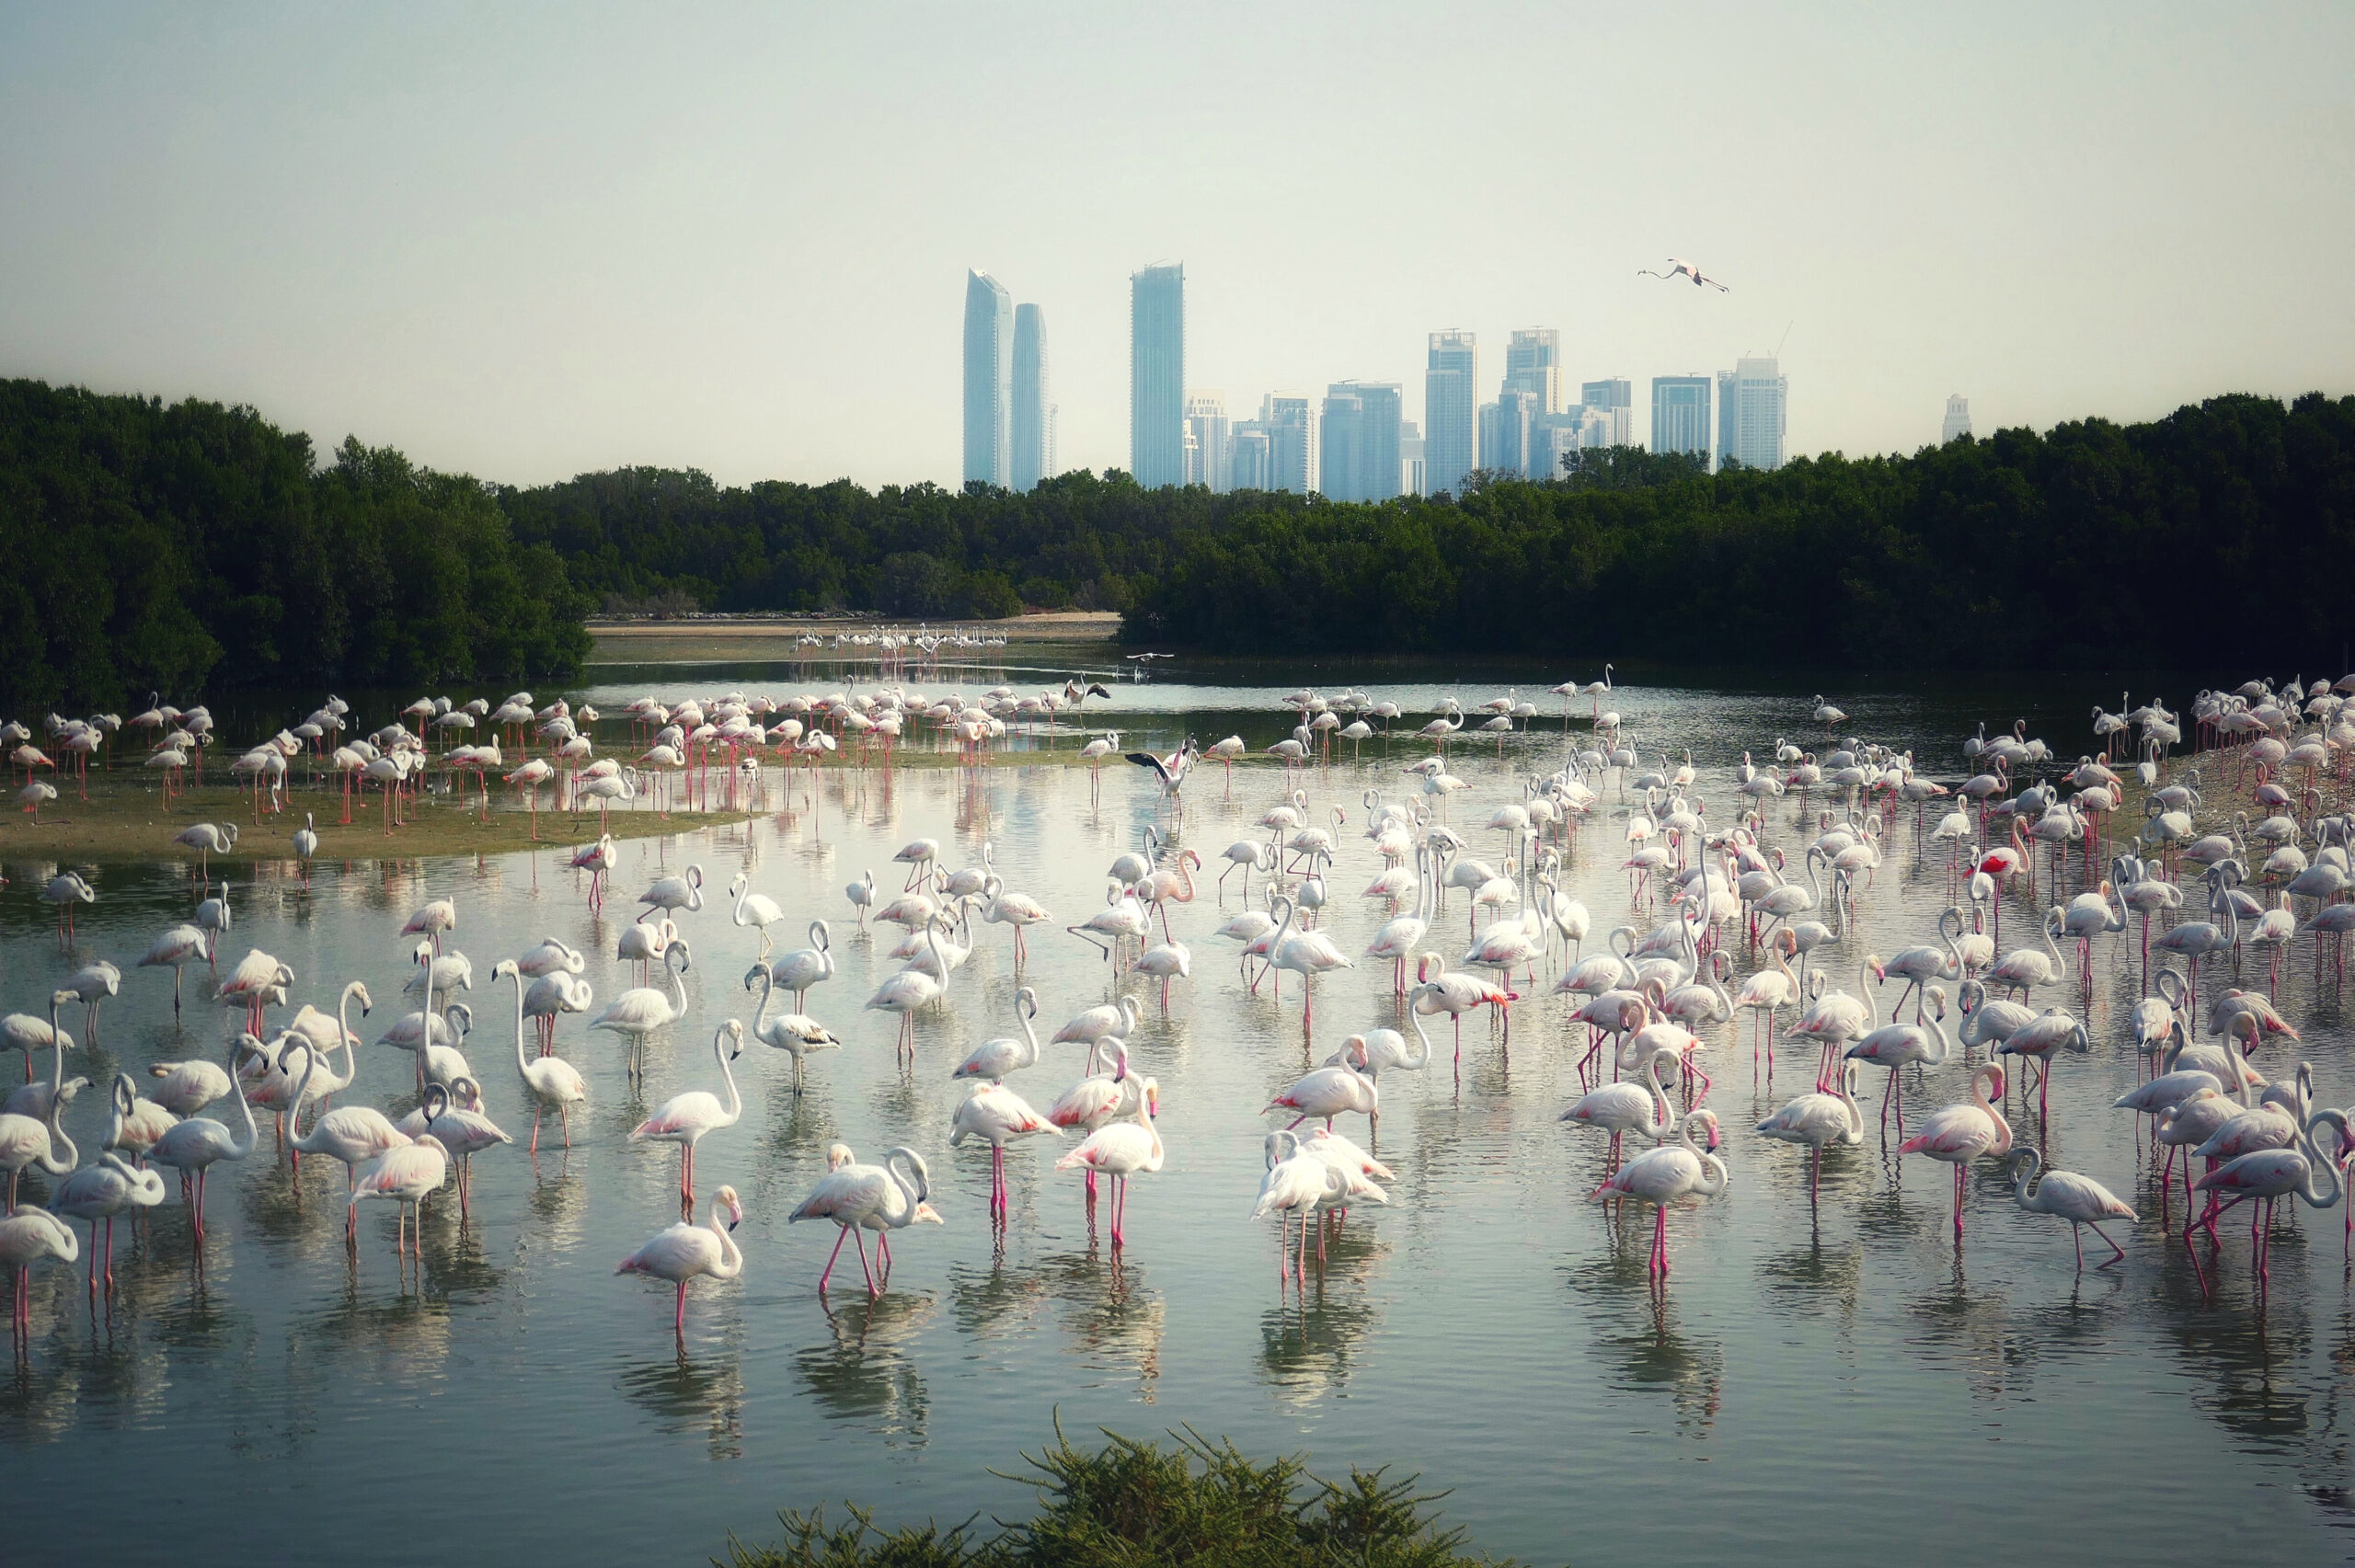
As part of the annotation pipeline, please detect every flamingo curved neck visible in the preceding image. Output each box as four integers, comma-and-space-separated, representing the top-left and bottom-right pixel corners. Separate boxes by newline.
710, 1203, 744, 1278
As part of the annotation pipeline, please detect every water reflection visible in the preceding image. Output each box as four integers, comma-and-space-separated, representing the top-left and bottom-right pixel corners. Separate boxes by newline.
618, 1345, 746, 1461
795, 1291, 933, 1443
1257, 1217, 1389, 1413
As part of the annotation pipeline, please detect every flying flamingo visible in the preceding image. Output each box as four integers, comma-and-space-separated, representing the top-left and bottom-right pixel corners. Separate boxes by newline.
617, 1185, 744, 1333
1591, 1109, 1728, 1277
1637, 258, 1729, 291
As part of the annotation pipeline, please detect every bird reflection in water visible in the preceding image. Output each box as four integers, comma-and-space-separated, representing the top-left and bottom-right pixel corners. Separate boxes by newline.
795, 1290, 933, 1444
1257, 1219, 1387, 1413
618, 1344, 745, 1461
1032, 1247, 1164, 1402
1564, 1251, 1723, 1436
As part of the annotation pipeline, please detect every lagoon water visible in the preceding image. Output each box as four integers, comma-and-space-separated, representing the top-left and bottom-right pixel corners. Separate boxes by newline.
6, 652, 2352, 1565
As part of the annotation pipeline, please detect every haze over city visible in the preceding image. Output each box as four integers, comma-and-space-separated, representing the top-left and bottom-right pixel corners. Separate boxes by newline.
3, 3, 2349, 488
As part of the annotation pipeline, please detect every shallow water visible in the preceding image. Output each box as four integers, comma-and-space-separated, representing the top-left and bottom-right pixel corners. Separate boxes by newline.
6, 660, 2351, 1566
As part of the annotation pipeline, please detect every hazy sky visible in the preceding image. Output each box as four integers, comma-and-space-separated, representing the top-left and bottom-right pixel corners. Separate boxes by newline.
3, 3, 2349, 488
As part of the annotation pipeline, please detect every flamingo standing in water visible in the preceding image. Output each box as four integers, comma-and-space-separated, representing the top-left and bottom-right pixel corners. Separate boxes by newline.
52, 1152, 166, 1291
617, 1185, 744, 1333
1056, 1075, 1162, 1248
951, 1082, 1062, 1219
1755, 1061, 1865, 1198
789, 1143, 941, 1298
2003, 1148, 2136, 1268
1591, 1109, 1728, 1277
629, 1021, 745, 1211
1899, 1064, 2014, 1239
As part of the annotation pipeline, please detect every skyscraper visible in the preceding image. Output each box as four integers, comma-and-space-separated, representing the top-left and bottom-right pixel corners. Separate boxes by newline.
1263, 395, 1316, 495
1717, 357, 1788, 469
1504, 328, 1562, 413
1011, 303, 1049, 492
1480, 390, 1534, 476
1130, 263, 1185, 486
1318, 381, 1401, 502
1230, 422, 1271, 490
1184, 392, 1230, 491
1650, 375, 1712, 459
1424, 330, 1476, 498
962, 270, 1012, 486
1399, 420, 1424, 498
1942, 395, 1971, 443
1320, 387, 1361, 500
1579, 379, 1633, 447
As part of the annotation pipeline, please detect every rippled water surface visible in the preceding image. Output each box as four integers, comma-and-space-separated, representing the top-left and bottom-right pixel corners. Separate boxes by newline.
6, 654, 2352, 1566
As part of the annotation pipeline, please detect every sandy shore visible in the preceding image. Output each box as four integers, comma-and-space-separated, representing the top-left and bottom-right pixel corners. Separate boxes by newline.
589, 612, 1121, 664
0, 773, 751, 865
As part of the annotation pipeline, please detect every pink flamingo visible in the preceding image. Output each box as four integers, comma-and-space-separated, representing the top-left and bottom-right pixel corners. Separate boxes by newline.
1591, 1108, 1727, 1277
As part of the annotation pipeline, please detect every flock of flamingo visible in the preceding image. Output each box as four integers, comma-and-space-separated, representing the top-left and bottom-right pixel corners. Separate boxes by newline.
6, 664, 2355, 1346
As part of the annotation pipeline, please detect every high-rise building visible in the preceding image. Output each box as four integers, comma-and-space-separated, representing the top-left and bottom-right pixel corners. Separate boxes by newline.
1230, 422, 1272, 491
1130, 263, 1186, 486
1320, 387, 1361, 500
1047, 405, 1058, 481
1263, 395, 1316, 494
1531, 422, 1582, 481
1399, 420, 1424, 498
1010, 303, 1049, 491
1504, 328, 1562, 413
1424, 330, 1477, 498
1650, 375, 1713, 459
962, 270, 1013, 486
1942, 394, 1971, 443
1480, 390, 1534, 476
1579, 379, 1633, 447
1184, 392, 1230, 491
1717, 357, 1787, 470
1317, 381, 1401, 502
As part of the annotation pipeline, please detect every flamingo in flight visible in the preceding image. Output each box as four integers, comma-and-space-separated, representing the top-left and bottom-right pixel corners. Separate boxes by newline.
1637, 257, 1729, 291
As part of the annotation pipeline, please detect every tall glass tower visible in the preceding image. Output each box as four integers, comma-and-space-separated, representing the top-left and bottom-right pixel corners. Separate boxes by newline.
1130, 264, 1186, 487
1011, 303, 1049, 491
1424, 330, 1476, 498
1650, 375, 1713, 458
962, 270, 1012, 486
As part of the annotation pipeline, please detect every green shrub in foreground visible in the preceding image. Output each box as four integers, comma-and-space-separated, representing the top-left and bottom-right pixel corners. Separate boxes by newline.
721, 1424, 1528, 1567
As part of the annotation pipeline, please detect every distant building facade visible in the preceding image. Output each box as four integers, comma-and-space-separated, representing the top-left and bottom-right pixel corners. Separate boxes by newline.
1319, 381, 1401, 502
1399, 419, 1424, 498
1503, 328, 1562, 413
962, 269, 1013, 486
1650, 375, 1713, 459
1183, 392, 1229, 491
1717, 356, 1787, 469
1011, 303, 1049, 491
1424, 330, 1477, 498
1130, 263, 1186, 486
1942, 394, 1971, 443
1263, 395, 1316, 494
1579, 378, 1633, 447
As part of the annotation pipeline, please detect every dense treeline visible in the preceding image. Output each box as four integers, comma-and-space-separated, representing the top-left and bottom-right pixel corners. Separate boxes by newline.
0, 380, 592, 711
1127, 393, 2355, 666
494, 391, 2354, 670
6, 379, 2348, 712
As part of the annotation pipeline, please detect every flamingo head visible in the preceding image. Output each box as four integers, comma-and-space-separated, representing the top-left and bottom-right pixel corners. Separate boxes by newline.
823, 1141, 855, 1171
715, 1185, 742, 1230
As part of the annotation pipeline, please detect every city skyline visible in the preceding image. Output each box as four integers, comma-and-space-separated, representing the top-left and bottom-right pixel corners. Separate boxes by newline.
1, 7, 2347, 489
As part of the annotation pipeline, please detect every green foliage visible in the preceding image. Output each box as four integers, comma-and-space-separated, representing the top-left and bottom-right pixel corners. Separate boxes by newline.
721, 1425, 1521, 1568
1127, 393, 2355, 666
0, 380, 592, 710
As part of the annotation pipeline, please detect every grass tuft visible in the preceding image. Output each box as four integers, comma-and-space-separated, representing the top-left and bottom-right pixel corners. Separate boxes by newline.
720, 1421, 1525, 1567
